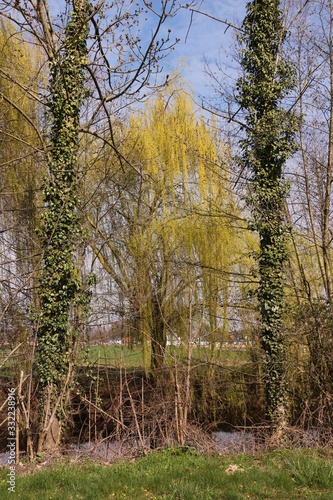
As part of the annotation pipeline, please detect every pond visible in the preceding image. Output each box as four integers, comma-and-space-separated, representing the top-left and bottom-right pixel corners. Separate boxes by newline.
0, 429, 321, 465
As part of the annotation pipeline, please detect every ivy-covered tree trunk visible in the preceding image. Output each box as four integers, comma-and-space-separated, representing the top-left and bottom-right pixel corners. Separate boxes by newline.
37, 0, 90, 451
236, 0, 298, 433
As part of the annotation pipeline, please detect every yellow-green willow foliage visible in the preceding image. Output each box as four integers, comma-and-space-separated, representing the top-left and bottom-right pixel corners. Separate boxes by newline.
0, 20, 45, 340
86, 88, 245, 372
0, 19, 45, 192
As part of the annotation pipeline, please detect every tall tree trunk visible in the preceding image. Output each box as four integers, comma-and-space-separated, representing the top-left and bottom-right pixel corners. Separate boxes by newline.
150, 294, 166, 372
322, 0, 333, 302
237, 0, 298, 433
36, 0, 90, 451
297, 41, 327, 296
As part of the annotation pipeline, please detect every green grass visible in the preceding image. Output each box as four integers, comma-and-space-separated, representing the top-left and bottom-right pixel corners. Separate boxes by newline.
81, 345, 145, 368
1, 448, 332, 499
79, 344, 250, 369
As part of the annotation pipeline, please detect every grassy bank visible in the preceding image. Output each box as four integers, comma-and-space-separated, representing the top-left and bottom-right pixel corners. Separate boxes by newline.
1, 448, 332, 499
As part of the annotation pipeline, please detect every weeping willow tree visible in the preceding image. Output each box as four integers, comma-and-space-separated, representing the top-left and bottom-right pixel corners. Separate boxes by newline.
0, 19, 45, 344
0, 19, 46, 459
86, 87, 241, 373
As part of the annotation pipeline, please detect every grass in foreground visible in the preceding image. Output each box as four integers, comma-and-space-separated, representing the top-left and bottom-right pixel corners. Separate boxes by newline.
1, 448, 333, 499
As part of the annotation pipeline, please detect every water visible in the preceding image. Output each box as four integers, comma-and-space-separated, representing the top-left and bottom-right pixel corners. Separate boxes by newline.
213, 431, 257, 453
0, 433, 256, 463
0, 429, 322, 465
0, 452, 10, 466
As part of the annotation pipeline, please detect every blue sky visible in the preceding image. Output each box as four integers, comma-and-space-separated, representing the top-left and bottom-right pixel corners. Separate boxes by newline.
163, 1, 247, 97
